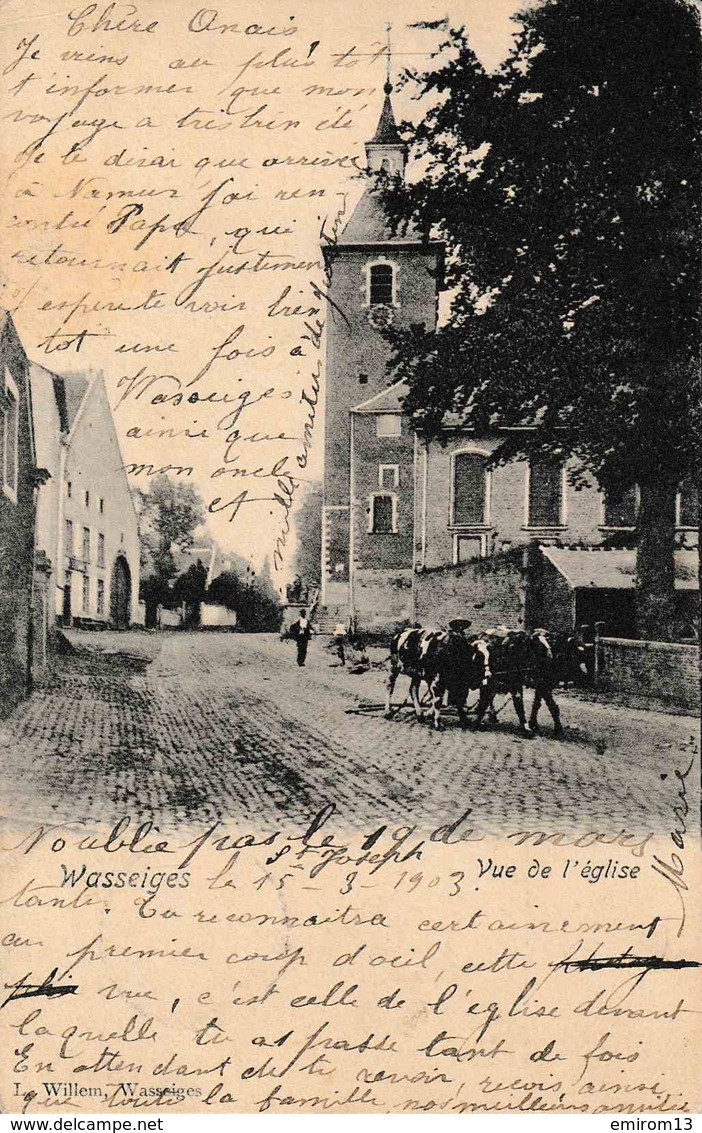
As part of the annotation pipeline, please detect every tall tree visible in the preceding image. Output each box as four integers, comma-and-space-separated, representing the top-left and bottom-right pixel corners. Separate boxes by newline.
291, 482, 322, 592
207, 563, 282, 632
137, 475, 206, 581
383, 0, 700, 638
136, 475, 205, 625
173, 560, 208, 627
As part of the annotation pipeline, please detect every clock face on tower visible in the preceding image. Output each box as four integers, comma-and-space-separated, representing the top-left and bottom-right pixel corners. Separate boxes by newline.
367, 304, 395, 330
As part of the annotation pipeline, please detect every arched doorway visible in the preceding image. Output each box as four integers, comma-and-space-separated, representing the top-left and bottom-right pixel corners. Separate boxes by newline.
62, 572, 72, 626
110, 555, 131, 629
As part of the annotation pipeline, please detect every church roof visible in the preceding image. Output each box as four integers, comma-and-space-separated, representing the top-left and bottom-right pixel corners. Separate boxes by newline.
338, 186, 421, 246
352, 380, 409, 414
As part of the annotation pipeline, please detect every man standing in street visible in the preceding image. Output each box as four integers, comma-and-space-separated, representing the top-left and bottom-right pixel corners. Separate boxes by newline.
332, 621, 347, 666
289, 608, 313, 667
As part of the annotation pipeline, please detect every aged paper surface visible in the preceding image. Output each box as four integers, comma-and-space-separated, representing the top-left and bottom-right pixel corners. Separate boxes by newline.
0, 0, 700, 1117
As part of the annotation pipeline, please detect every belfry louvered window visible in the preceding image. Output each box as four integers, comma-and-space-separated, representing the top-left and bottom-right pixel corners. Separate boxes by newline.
369, 263, 394, 305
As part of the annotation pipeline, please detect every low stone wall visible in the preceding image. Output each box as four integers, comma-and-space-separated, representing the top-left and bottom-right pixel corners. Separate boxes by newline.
414, 551, 526, 632
353, 568, 414, 632
598, 637, 700, 713
201, 603, 237, 629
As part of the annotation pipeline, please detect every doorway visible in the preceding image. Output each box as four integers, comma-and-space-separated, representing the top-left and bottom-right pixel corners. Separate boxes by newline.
62, 572, 72, 625
110, 556, 131, 629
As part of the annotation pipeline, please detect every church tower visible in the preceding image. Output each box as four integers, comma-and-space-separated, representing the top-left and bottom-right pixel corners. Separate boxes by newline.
321, 75, 442, 616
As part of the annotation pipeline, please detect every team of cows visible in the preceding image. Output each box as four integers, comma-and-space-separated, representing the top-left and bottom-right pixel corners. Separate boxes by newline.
385, 622, 591, 736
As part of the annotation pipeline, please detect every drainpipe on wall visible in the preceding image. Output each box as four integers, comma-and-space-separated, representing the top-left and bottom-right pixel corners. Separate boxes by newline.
348, 412, 356, 620
27, 468, 51, 694
421, 439, 428, 571
56, 438, 68, 621
411, 433, 418, 624
26, 533, 35, 696
319, 507, 327, 608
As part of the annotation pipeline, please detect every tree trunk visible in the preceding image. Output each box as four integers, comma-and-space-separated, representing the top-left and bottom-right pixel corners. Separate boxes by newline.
635, 478, 678, 640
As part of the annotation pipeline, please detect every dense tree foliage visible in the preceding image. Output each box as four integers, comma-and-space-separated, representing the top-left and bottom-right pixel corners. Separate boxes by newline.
207, 557, 281, 632
383, 0, 700, 637
291, 482, 322, 592
173, 560, 208, 627
136, 475, 206, 626
137, 475, 206, 582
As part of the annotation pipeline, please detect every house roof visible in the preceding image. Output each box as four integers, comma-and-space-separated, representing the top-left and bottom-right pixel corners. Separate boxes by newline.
542, 547, 699, 591
62, 372, 91, 431
352, 380, 409, 414
28, 362, 93, 455
27, 363, 65, 465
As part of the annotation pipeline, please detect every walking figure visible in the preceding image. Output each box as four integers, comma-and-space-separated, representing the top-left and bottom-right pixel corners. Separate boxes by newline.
289, 608, 313, 667
333, 621, 347, 666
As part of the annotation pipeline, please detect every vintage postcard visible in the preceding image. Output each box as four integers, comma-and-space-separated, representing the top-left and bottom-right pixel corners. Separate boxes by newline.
0, 0, 700, 1118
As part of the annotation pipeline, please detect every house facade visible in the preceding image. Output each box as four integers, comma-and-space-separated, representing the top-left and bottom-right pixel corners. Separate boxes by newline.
31, 366, 141, 631
0, 312, 41, 714
320, 92, 700, 638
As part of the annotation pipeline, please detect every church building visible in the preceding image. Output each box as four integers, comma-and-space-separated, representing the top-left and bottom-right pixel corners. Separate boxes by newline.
320, 85, 699, 639
321, 78, 442, 620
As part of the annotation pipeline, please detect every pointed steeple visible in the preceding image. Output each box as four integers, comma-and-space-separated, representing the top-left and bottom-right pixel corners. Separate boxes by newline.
364, 26, 407, 177
370, 84, 402, 145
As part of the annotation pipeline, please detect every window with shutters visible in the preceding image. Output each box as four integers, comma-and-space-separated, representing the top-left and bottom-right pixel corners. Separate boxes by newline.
602, 484, 637, 528
678, 478, 699, 528
452, 451, 489, 526
97, 532, 105, 568
368, 263, 395, 306
65, 519, 73, 557
82, 574, 90, 612
97, 579, 105, 616
369, 493, 397, 534
82, 526, 91, 562
527, 460, 564, 527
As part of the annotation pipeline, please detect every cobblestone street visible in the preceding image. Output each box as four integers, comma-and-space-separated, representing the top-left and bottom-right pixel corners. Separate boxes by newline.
0, 630, 697, 835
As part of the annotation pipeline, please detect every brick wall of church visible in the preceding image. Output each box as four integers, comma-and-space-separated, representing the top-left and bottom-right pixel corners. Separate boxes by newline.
324, 245, 439, 507
350, 413, 414, 573
420, 436, 605, 569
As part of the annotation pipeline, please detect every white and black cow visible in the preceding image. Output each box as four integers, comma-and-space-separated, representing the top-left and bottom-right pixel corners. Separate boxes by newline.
473, 628, 590, 737
385, 625, 491, 730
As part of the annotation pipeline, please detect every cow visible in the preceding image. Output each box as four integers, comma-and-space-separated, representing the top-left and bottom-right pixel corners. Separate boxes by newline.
473, 628, 590, 737
385, 624, 491, 730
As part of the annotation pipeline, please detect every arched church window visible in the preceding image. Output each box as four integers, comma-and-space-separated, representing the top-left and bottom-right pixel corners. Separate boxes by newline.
369, 263, 394, 306
527, 459, 564, 527
602, 484, 637, 528
452, 452, 489, 526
